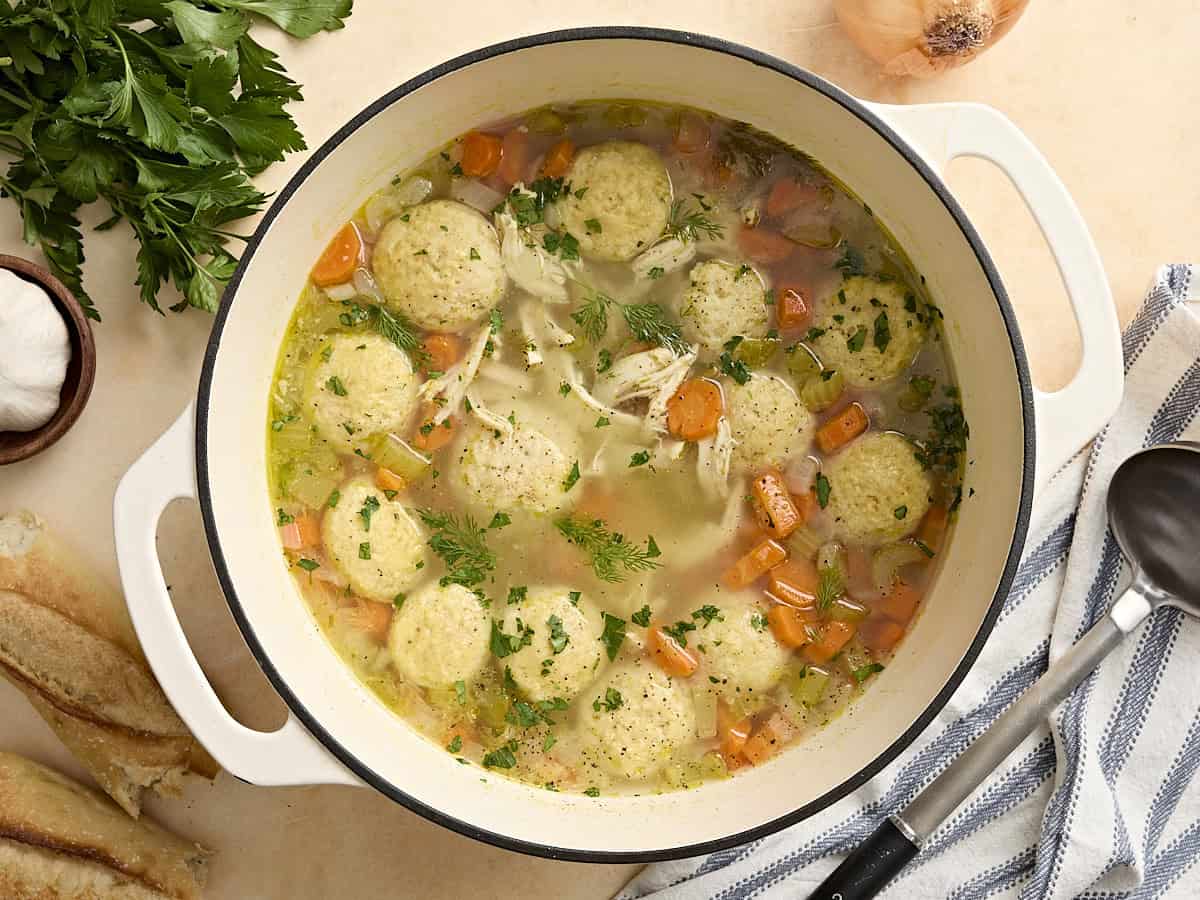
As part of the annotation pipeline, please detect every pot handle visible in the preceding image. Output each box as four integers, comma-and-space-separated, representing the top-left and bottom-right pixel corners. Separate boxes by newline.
113, 404, 360, 788
868, 101, 1123, 492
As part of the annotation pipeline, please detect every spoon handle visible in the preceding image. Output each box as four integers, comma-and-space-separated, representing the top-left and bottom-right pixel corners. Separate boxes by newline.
808, 579, 1157, 900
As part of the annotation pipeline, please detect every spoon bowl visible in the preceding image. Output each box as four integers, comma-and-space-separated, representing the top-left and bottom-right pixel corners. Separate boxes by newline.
1106, 441, 1200, 611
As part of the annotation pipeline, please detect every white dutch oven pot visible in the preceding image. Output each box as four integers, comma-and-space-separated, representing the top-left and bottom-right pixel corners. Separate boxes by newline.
114, 29, 1122, 861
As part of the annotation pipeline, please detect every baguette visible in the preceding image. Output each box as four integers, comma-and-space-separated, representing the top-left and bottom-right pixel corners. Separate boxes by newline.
0, 510, 218, 817
0, 751, 210, 899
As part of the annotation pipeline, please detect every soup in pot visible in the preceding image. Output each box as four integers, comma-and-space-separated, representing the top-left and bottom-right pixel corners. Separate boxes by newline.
267, 101, 968, 796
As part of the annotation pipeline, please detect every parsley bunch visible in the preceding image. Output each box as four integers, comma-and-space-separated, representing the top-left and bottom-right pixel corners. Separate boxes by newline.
0, 0, 351, 319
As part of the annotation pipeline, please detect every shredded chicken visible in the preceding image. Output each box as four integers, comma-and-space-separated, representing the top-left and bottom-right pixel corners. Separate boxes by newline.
565, 375, 643, 431
516, 301, 545, 368
496, 193, 573, 302
652, 437, 687, 467
631, 236, 698, 281
696, 415, 735, 499
464, 389, 514, 439
593, 346, 698, 434
420, 324, 494, 426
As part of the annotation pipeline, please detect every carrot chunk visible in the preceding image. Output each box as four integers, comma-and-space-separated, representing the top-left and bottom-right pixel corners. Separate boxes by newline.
816, 403, 869, 454
497, 129, 531, 185
792, 489, 818, 523
767, 604, 812, 649
412, 405, 456, 452
345, 599, 393, 643
752, 470, 802, 539
804, 620, 856, 664
461, 131, 503, 178
767, 558, 819, 607
421, 333, 462, 375
648, 626, 699, 678
916, 505, 949, 555
667, 378, 723, 441
737, 225, 794, 264
375, 466, 406, 494
776, 284, 811, 331
673, 112, 711, 153
295, 512, 321, 548
310, 223, 361, 286
542, 138, 575, 177
860, 618, 906, 652
742, 713, 797, 766
722, 538, 787, 590
876, 580, 921, 624
717, 700, 752, 764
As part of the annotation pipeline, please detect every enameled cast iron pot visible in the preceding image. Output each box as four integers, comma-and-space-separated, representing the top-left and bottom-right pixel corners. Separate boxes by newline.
113, 29, 1123, 862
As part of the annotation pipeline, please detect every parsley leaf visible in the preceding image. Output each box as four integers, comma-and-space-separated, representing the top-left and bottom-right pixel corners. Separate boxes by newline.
599, 613, 626, 661
490, 618, 534, 658
663, 620, 697, 647
719, 336, 752, 385
547, 615, 569, 654
592, 687, 624, 712
815, 473, 832, 508
631, 605, 652, 627
852, 663, 885, 684
562, 461, 581, 492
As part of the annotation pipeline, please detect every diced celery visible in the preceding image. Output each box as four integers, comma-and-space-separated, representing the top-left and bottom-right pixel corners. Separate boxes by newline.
783, 221, 842, 249
693, 687, 718, 740
872, 541, 929, 592
528, 109, 567, 134
369, 433, 431, 482
699, 751, 729, 780
283, 443, 343, 508
787, 343, 821, 384
604, 103, 647, 128
800, 369, 845, 412
661, 763, 688, 790
828, 598, 868, 623
733, 336, 781, 368
842, 639, 872, 675
786, 527, 822, 561
471, 678, 511, 735
272, 421, 317, 457
789, 665, 831, 708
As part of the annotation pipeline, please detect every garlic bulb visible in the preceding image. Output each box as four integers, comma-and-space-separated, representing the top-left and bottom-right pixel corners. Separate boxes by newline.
0, 268, 71, 432
835, 0, 1029, 77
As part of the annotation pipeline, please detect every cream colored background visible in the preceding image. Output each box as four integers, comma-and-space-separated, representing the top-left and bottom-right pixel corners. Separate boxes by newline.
0, 2, 1196, 898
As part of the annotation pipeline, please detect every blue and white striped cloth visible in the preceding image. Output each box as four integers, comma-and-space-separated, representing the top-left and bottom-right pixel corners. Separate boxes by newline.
620, 265, 1200, 900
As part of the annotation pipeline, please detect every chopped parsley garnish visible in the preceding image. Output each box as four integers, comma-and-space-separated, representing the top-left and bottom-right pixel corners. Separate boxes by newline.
647, 266, 665, 280
583, 786, 601, 797
547, 615, 569, 654
852, 663, 885, 684
664, 199, 724, 243
277, 508, 294, 525
735, 264, 752, 280
543, 734, 557, 752
593, 687, 624, 713
599, 613, 626, 660
846, 326, 868, 353
691, 605, 724, 627
873, 311, 891, 351
750, 612, 769, 632
915, 402, 969, 474
631, 605, 652, 628
490, 619, 534, 658
595, 416, 610, 428
555, 517, 663, 583
914, 539, 936, 558
296, 558, 319, 572
325, 375, 348, 396
663, 620, 697, 647
568, 591, 582, 606
454, 680, 467, 705
446, 735, 463, 753
393, 593, 406, 609
489, 308, 504, 334
469, 247, 481, 260
482, 743, 518, 769
559, 381, 572, 397
804, 326, 827, 341
596, 349, 613, 373
628, 451, 651, 468
815, 473, 832, 508
358, 542, 371, 560
358, 495, 380, 531
719, 335, 752, 385
835, 244, 866, 276
415, 508, 496, 588
327, 490, 341, 509
488, 512, 511, 530
894, 505, 909, 520
584, 218, 603, 234
507, 586, 528, 606
562, 461, 582, 492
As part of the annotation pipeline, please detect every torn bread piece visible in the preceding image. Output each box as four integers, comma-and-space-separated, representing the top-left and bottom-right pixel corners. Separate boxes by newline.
0, 752, 210, 899
0, 510, 218, 817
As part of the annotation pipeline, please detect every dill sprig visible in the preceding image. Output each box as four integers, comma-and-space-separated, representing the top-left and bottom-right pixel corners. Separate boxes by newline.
371, 305, 431, 367
816, 564, 845, 611
554, 517, 662, 583
415, 508, 496, 588
569, 285, 688, 355
664, 199, 724, 243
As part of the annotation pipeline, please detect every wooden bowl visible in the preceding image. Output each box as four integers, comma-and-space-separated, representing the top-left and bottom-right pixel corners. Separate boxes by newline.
0, 255, 97, 465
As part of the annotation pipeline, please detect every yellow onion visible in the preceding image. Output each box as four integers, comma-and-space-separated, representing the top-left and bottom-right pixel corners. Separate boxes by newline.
835, 0, 1030, 77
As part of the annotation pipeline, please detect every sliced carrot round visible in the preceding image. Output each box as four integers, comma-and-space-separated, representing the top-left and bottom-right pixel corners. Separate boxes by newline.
461, 131, 503, 178
421, 333, 463, 374
310, 223, 361, 286
737, 225, 794, 264
648, 626, 699, 678
667, 378, 723, 441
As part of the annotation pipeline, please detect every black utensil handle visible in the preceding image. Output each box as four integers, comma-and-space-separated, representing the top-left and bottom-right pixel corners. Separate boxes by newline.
807, 817, 919, 900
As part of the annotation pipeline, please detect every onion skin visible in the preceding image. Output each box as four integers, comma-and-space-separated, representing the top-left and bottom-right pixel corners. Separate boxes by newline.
835, 0, 1030, 78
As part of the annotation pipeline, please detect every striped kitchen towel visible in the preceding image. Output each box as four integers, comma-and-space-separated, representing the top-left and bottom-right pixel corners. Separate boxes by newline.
619, 265, 1200, 900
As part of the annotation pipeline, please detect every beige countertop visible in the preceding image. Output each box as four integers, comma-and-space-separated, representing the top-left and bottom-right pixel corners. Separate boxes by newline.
0, 2, 1196, 897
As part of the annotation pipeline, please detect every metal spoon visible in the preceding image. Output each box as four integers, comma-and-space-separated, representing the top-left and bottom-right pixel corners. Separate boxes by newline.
810, 442, 1200, 900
